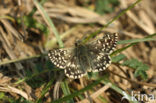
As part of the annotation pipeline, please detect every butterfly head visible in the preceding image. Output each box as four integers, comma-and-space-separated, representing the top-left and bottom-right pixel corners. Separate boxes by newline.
75, 40, 83, 47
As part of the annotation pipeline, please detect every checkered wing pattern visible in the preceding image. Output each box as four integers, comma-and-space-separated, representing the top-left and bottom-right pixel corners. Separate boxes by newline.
89, 53, 111, 72
89, 33, 118, 54
64, 56, 87, 79
48, 49, 71, 69
87, 33, 118, 72
48, 49, 87, 79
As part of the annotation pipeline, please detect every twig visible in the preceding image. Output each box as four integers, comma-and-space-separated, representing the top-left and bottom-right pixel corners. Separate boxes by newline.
80, 78, 93, 103
113, 63, 128, 77
78, 83, 111, 103
108, 69, 156, 87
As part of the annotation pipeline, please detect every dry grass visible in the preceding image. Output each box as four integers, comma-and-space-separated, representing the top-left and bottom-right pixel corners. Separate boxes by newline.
0, 0, 156, 103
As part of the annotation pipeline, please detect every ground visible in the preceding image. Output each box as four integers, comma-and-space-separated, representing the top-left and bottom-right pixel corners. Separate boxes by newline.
0, 0, 156, 103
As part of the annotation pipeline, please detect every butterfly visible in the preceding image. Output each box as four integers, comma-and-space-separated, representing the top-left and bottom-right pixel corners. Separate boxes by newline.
48, 33, 118, 79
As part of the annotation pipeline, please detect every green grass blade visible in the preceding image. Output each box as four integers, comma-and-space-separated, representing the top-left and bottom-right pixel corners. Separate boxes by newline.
111, 33, 156, 56
82, 0, 142, 44
28, 0, 48, 17
112, 54, 126, 63
61, 81, 74, 103
36, 78, 54, 103
15, 67, 59, 84
52, 76, 138, 103
117, 38, 156, 44
51, 76, 106, 103
15, 69, 49, 84
34, 0, 64, 48
101, 80, 138, 103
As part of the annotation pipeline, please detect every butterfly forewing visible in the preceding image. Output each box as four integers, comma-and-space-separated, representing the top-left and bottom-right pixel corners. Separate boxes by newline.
89, 33, 118, 54
48, 49, 72, 69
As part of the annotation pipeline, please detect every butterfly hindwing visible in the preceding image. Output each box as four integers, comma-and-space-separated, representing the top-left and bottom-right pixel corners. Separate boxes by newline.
64, 56, 87, 79
91, 53, 111, 72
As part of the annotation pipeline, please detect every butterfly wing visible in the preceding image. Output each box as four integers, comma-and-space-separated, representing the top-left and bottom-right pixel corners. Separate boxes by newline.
91, 53, 111, 72
87, 33, 118, 72
89, 33, 118, 54
48, 49, 72, 69
64, 56, 87, 79
48, 48, 87, 79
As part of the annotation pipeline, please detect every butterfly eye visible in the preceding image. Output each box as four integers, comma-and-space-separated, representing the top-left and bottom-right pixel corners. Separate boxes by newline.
75, 42, 78, 46
75, 40, 81, 46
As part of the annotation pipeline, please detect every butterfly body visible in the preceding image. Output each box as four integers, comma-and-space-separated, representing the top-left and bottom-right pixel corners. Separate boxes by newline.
48, 33, 118, 79
74, 43, 94, 73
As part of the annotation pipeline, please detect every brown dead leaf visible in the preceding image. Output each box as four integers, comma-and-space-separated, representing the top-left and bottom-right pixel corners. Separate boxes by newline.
0, 73, 11, 84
